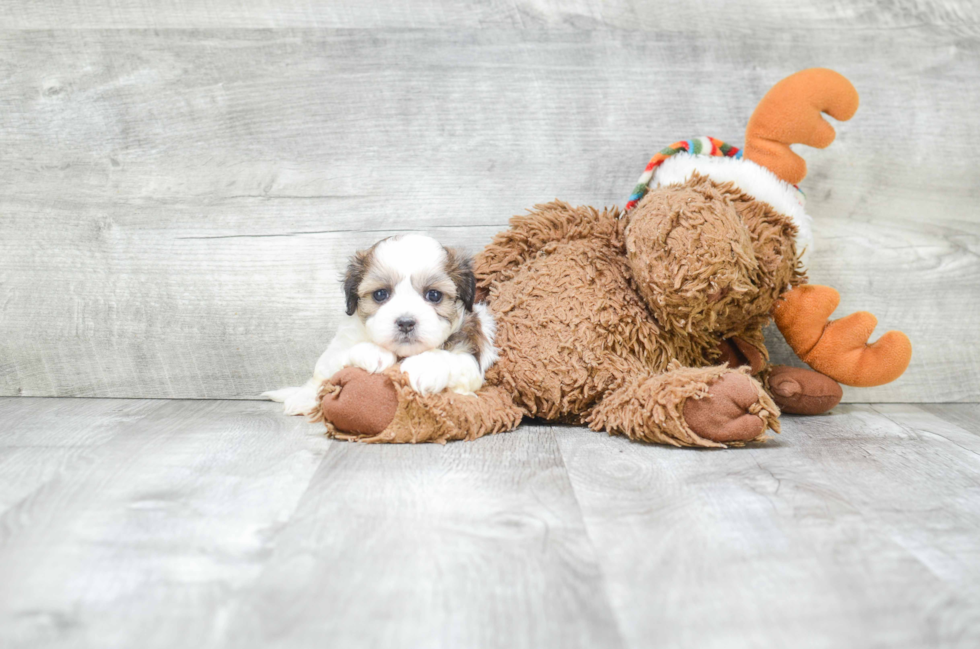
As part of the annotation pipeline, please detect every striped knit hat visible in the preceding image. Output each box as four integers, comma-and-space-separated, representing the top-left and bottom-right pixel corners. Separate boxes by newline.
624, 135, 813, 265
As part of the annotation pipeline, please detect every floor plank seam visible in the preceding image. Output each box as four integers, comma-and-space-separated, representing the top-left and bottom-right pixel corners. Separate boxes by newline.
209, 436, 341, 616
871, 404, 980, 454
548, 426, 632, 649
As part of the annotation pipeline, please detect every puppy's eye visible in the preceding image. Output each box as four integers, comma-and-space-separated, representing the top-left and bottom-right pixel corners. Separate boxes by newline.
425, 289, 443, 303
372, 289, 390, 303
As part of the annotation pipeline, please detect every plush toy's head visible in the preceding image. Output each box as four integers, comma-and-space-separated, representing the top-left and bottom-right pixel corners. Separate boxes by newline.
624, 69, 859, 279
623, 172, 800, 346
620, 66, 845, 346
623, 68, 911, 387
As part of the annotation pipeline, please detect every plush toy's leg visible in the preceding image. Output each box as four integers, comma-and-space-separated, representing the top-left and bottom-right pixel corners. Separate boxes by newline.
315, 367, 524, 444
766, 365, 842, 415
586, 363, 780, 448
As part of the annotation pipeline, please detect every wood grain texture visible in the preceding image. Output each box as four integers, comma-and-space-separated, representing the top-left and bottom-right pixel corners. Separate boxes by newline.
0, 6, 978, 401
3, 398, 980, 647
2, 0, 979, 30
919, 403, 980, 434
0, 397, 331, 649
0, 397, 151, 517
218, 425, 623, 649
555, 404, 980, 649
0, 399, 624, 649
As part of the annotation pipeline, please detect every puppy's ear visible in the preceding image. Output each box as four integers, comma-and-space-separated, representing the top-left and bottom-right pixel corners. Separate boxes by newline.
445, 248, 476, 312
343, 251, 369, 316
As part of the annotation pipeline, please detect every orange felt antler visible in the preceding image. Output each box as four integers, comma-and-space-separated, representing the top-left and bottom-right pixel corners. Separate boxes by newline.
772, 285, 912, 387
743, 68, 860, 185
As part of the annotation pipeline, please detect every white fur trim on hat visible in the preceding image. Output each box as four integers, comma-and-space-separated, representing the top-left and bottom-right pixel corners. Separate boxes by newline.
651, 153, 814, 266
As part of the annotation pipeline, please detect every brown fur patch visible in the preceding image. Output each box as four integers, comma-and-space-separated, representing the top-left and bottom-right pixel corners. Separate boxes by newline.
444, 247, 476, 311
343, 246, 375, 316
354, 265, 400, 319
442, 310, 488, 367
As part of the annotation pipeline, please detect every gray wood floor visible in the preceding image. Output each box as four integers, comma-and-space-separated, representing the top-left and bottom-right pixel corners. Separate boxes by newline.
1, 398, 978, 648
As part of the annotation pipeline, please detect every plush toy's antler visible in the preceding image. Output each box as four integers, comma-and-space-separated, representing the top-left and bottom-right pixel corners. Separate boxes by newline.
748, 69, 911, 387
743, 68, 859, 185
773, 285, 912, 387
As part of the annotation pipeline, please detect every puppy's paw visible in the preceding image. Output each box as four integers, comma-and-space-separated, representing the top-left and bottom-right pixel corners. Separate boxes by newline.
449, 360, 484, 395
346, 342, 397, 374
400, 351, 453, 396
401, 351, 483, 396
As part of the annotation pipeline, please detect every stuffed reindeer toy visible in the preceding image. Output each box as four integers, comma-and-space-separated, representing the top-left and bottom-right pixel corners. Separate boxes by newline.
312, 68, 912, 447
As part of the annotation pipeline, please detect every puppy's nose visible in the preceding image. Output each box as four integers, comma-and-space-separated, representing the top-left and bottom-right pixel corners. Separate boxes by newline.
396, 316, 416, 333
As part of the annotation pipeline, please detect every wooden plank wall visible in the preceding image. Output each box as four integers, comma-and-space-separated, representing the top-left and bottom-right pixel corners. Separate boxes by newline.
1, 1, 978, 402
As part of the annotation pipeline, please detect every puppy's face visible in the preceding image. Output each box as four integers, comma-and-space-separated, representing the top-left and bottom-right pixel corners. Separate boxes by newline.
343, 234, 476, 357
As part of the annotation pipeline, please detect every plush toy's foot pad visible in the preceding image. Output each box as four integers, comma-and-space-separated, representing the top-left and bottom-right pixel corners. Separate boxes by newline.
320, 367, 399, 436
767, 365, 842, 415
683, 373, 768, 443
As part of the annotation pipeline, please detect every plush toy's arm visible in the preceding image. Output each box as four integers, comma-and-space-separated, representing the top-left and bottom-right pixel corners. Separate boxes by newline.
772, 285, 912, 387
476, 200, 621, 293
315, 366, 523, 443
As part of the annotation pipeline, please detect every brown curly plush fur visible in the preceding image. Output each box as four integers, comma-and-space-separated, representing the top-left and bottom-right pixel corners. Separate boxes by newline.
625, 175, 804, 355
316, 174, 806, 448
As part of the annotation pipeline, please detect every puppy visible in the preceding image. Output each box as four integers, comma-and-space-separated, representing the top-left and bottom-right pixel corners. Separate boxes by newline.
264, 234, 497, 416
